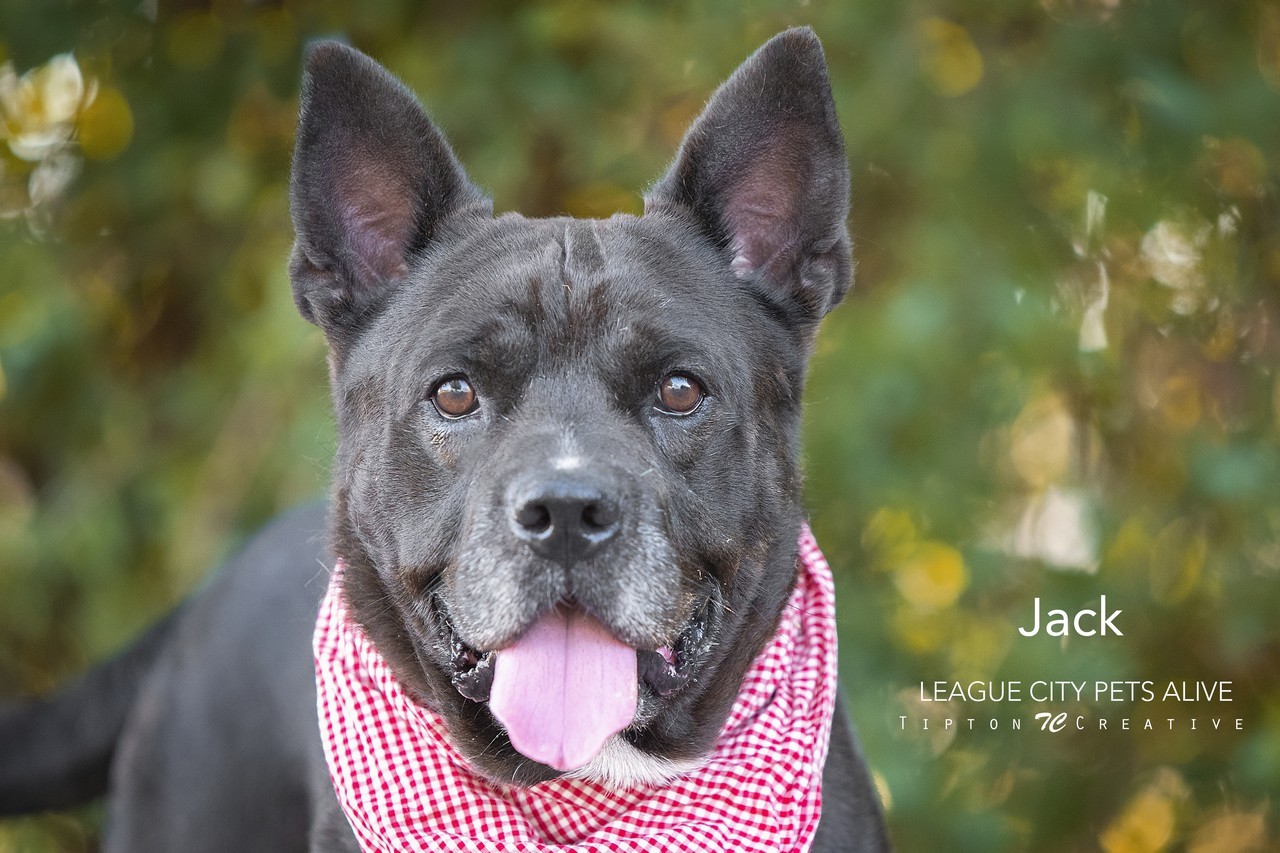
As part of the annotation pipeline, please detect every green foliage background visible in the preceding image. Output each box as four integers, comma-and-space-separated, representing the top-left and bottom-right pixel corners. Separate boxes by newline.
1, 1, 1278, 850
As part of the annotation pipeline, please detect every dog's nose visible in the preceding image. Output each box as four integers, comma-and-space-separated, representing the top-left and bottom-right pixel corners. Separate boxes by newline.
511, 481, 620, 565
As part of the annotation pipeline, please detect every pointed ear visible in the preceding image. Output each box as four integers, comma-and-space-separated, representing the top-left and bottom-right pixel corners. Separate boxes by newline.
646, 28, 852, 319
289, 42, 490, 338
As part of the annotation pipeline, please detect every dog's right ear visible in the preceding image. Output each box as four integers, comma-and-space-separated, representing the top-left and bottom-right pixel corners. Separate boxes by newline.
288, 42, 489, 342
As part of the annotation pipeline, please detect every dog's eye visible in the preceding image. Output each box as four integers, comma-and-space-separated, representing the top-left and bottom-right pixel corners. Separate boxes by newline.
431, 376, 479, 418
656, 374, 704, 415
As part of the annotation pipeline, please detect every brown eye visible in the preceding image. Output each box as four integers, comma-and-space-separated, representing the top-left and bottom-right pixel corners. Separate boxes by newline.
657, 374, 704, 415
432, 377, 478, 418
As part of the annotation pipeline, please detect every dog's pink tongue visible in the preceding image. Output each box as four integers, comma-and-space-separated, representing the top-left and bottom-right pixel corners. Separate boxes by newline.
489, 608, 637, 772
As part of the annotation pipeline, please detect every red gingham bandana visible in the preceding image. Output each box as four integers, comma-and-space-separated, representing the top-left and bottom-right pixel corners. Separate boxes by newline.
314, 525, 838, 852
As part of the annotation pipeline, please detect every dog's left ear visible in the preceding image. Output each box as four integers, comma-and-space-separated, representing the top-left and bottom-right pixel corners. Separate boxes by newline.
646, 28, 851, 319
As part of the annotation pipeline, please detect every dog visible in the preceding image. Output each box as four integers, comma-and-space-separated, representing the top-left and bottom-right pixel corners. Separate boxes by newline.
0, 28, 889, 852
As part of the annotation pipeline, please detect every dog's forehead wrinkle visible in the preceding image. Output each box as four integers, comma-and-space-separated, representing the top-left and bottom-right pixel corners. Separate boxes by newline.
589, 218, 609, 264
563, 218, 608, 284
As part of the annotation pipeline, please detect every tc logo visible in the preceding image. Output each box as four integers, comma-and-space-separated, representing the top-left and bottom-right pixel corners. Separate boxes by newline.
1036, 711, 1069, 732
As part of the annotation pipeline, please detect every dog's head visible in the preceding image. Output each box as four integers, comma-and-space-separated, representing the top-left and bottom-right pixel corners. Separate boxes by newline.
288, 28, 850, 786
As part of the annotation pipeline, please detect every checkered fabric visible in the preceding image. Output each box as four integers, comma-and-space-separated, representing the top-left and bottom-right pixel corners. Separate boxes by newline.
314, 525, 838, 852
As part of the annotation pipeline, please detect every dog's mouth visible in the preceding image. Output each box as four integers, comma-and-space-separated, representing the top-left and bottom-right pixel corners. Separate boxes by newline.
434, 592, 714, 706
445, 620, 497, 703
636, 596, 714, 697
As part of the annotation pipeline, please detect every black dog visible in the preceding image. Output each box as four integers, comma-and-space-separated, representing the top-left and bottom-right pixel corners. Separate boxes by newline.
1, 29, 888, 852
